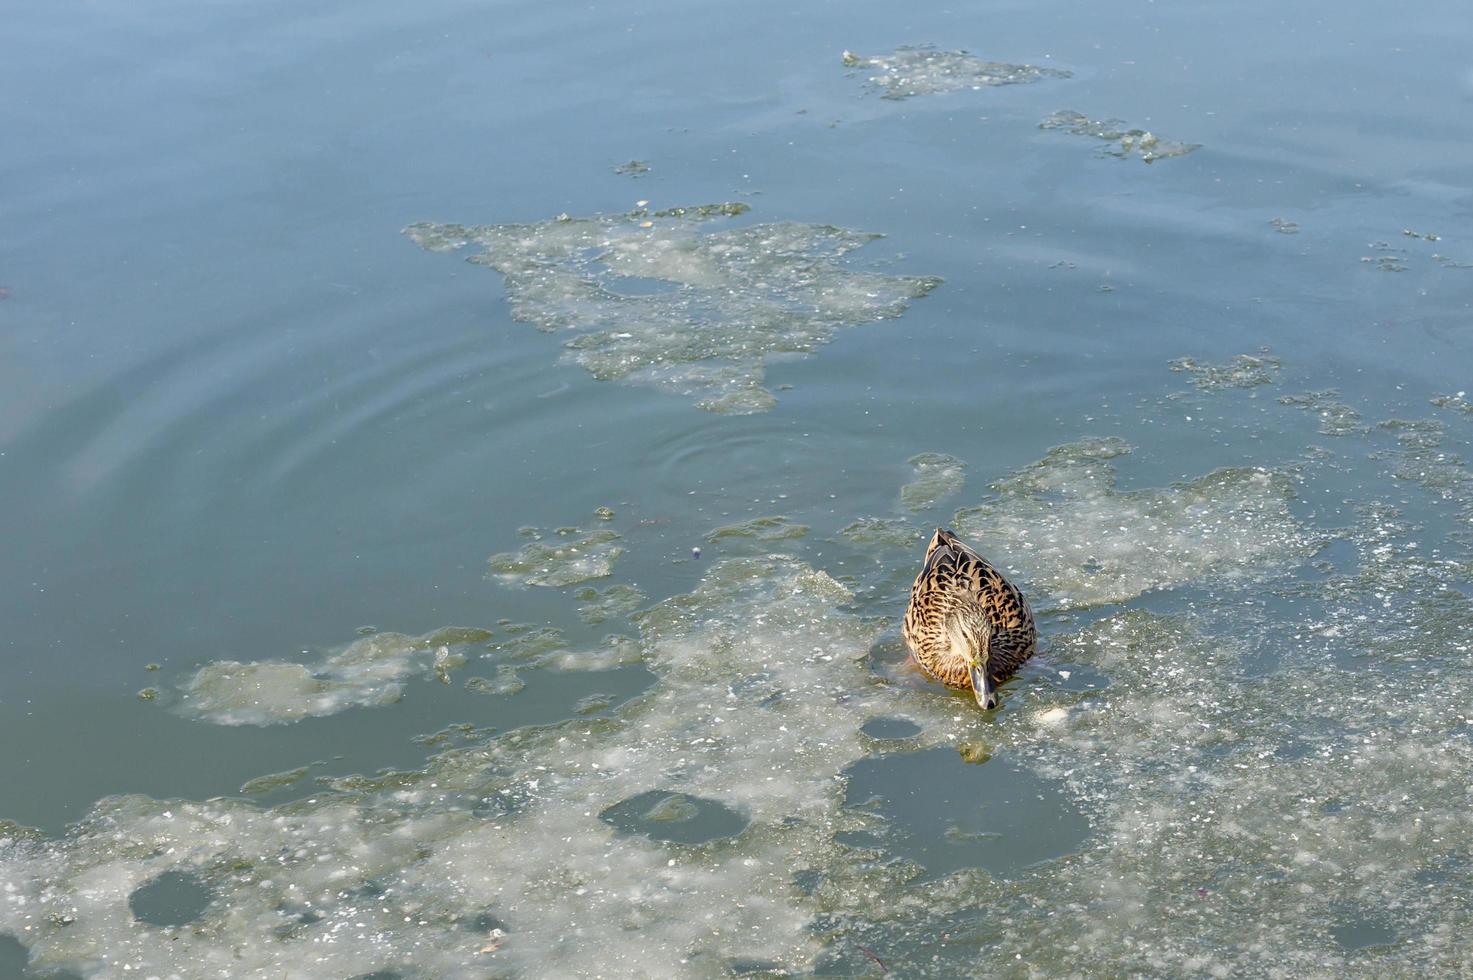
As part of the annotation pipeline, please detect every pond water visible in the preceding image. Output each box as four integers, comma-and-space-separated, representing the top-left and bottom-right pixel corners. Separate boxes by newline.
3, 0, 1472, 976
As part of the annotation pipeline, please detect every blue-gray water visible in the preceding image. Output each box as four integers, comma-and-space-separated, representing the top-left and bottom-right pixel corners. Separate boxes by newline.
3, 0, 1472, 976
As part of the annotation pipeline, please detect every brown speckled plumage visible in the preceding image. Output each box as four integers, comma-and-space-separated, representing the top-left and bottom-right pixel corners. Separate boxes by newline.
902, 528, 1035, 708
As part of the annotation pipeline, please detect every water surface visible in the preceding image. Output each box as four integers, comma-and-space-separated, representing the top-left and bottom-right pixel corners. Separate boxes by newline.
3, 0, 1473, 976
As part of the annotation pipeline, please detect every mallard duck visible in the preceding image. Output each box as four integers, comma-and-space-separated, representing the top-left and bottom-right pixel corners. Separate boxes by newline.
902, 528, 1035, 709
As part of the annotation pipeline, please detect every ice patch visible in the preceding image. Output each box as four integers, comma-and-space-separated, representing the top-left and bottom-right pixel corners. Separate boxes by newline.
1377, 419, 1473, 534
1280, 390, 1367, 436
899, 452, 966, 511
406, 205, 940, 413
487, 519, 624, 588
839, 515, 924, 550
238, 766, 310, 796
1169, 352, 1282, 390
842, 45, 1071, 99
178, 626, 493, 725
574, 583, 647, 625
1432, 391, 1473, 415
704, 515, 809, 543
1040, 109, 1200, 162
463, 664, 525, 696
953, 437, 1317, 607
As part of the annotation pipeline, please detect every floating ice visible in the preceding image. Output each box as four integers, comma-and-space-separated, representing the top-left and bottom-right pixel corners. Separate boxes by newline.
178, 626, 493, 725
842, 45, 1071, 99
1377, 419, 1473, 534
1040, 110, 1200, 162
965, 521, 1473, 974
574, 583, 647, 624
899, 452, 966, 511
464, 664, 525, 696
407, 205, 940, 413
487, 519, 624, 588
704, 515, 809, 543
839, 515, 924, 550
0, 558, 977, 977
480, 622, 641, 673
1432, 391, 1473, 415
953, 437, 1317, 607
1279, 390, 1366, 436
238, 766, 310, 796
10, 398, 1473, 976
1169, 352, 1282, 390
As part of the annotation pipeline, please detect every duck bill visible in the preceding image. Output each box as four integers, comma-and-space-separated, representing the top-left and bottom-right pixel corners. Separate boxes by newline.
969, 664, 998, 710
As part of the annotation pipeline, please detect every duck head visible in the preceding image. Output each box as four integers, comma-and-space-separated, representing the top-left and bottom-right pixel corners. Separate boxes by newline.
952, 614, 997, 710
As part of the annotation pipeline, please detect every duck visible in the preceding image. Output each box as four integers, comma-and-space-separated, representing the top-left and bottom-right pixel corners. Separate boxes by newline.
902, 528, 1036, 709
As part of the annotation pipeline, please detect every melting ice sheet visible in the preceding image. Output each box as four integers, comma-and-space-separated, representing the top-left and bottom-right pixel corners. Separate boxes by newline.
406, 205, 940, 413
953, 437, 1318, 607
842, 45, 1070, 99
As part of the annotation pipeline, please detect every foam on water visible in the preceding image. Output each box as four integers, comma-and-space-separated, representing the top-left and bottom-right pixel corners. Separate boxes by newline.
177, 627, 493, 726
842, 45, 1071, 99
1040, 110, 1200, 162
899, 452, 967, 512
487, 519, 624, 588
406, 206, 940, 413
953, 437, 1318, 608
